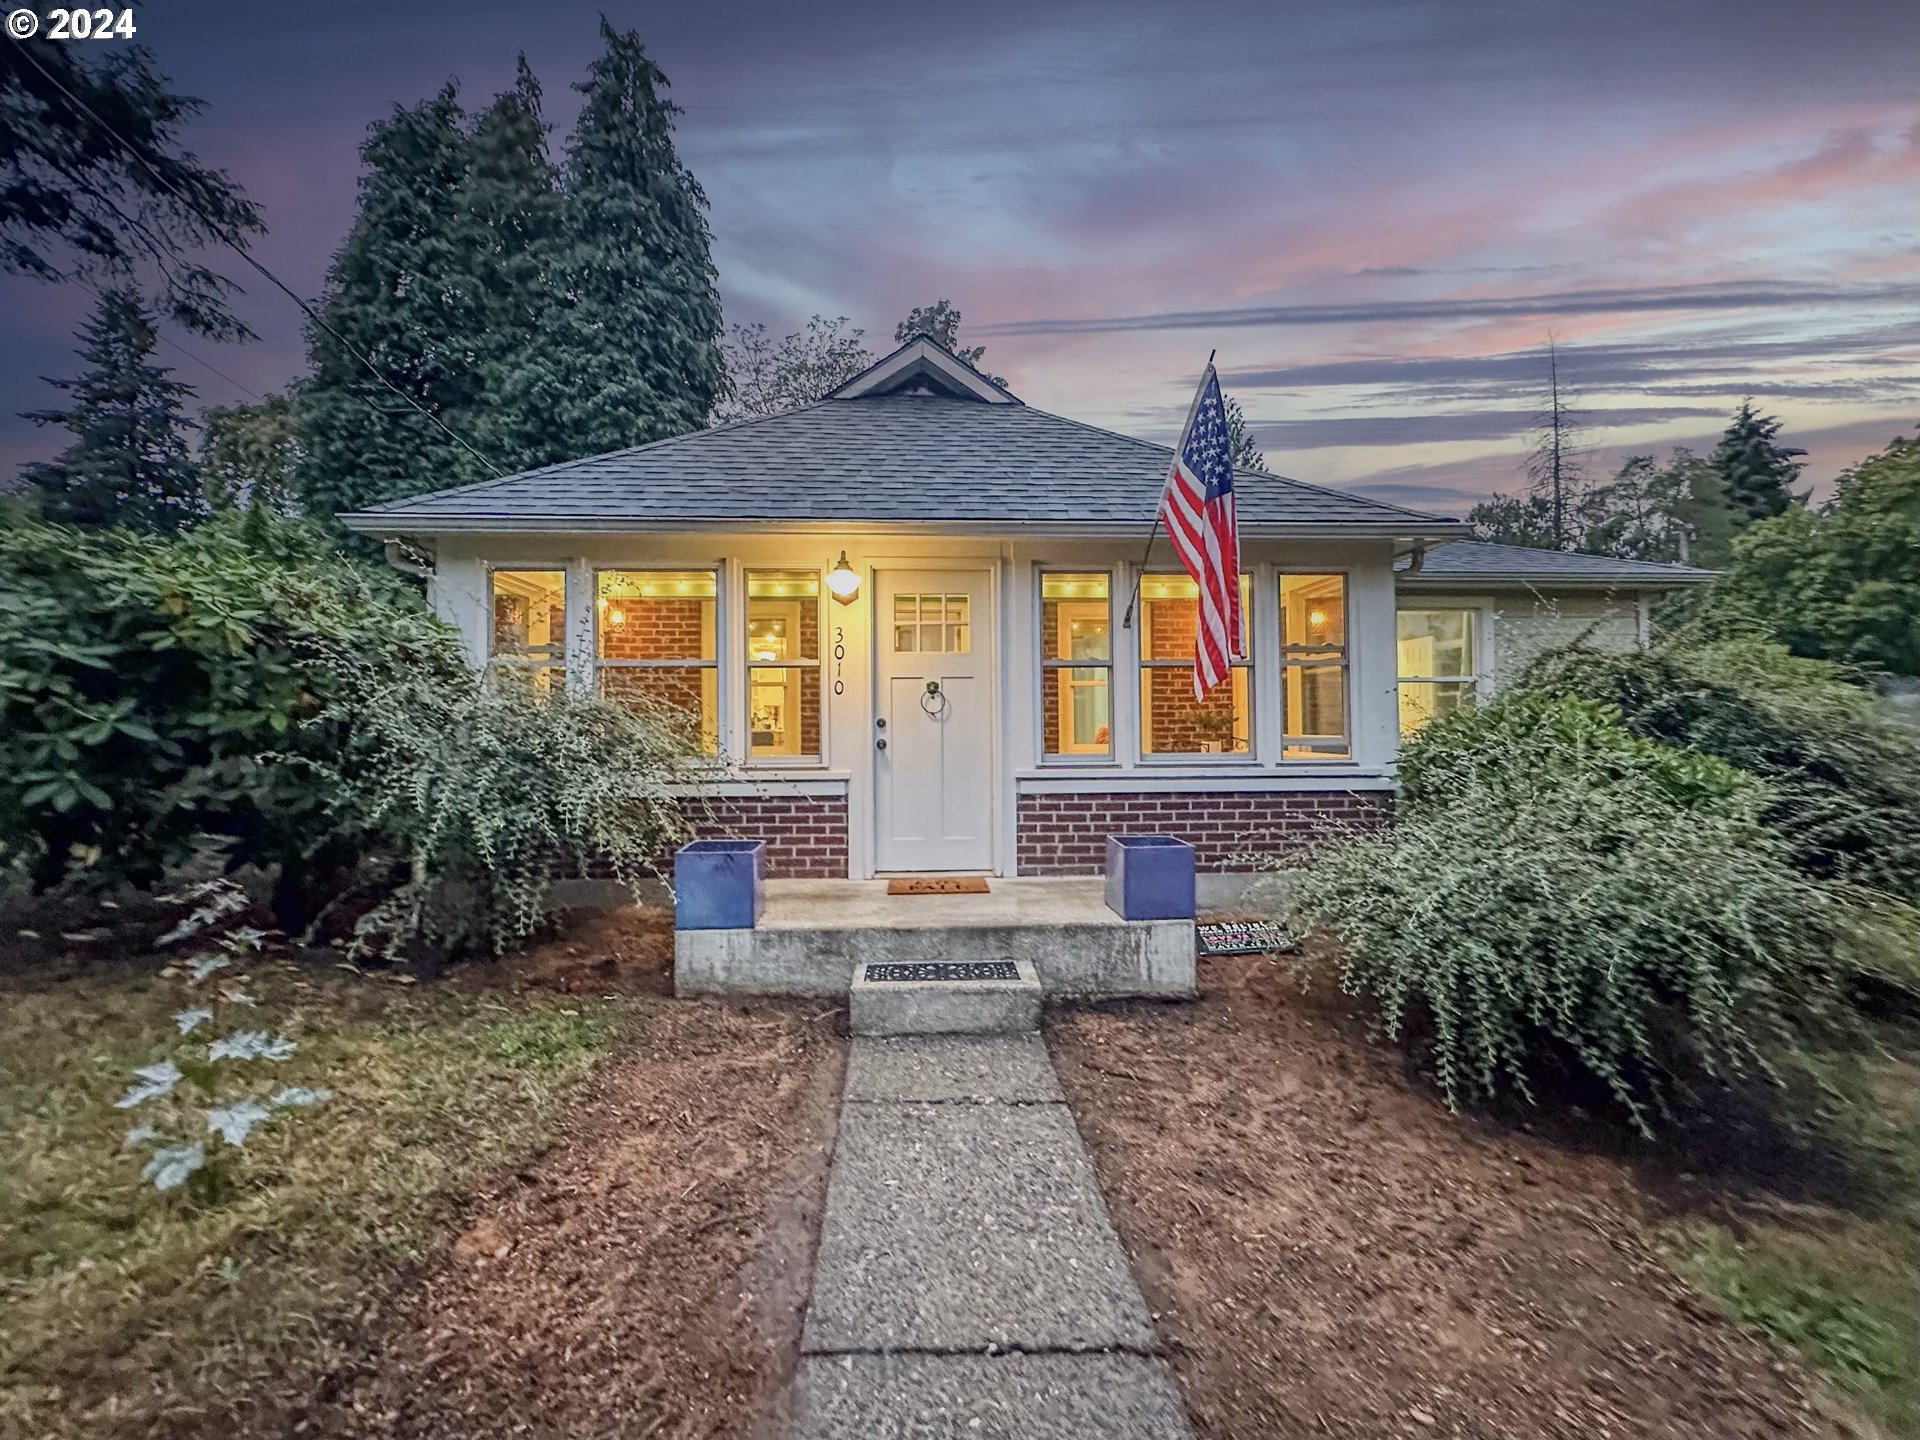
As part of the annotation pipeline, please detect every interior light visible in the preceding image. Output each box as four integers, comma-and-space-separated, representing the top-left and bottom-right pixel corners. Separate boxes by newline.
826, 551, 861, 605
1309, 609, 1328, 628
608, 607, 626, 626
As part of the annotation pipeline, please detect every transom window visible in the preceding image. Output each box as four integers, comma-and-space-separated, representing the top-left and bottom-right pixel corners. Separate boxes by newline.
1398, 608, 1478, 736
1041, 572, 1112, 758
1138, 573, 1253, 756
893, 593, 970, 654
1280, 574, 1350, 759
595, 569, 718, 755
489, 569, 566, 693
746, 570, 822, 761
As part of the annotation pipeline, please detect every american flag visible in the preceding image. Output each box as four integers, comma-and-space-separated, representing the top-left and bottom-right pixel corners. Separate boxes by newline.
1158, 363, 1243, 699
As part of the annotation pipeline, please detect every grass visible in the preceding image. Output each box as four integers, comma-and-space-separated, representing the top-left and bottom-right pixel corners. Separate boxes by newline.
0, 954, 626, 1440
1671, 1033, 1920, 1437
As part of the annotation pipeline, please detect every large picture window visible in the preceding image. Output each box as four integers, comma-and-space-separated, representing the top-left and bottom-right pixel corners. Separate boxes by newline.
1397, 608, 1478, 736
1040, 572, 1112, 758
1138, 573, 1252, 756
596, 569, 718, 754
1279, 574, 1350, 759
745, 569, 822, 761
489, 569, 566, 692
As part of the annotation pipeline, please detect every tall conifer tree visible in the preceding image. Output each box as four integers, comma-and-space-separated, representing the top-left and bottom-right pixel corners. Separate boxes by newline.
20, 286, 202, 532
495, 21, 724, 454
296, 85, 488, 520
1711, 399, 1806, 524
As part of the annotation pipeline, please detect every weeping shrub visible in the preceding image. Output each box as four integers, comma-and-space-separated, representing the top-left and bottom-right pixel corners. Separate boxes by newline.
1520, 639, 1920, 902
306, 660, 695, 959
1285, 692, 1907, 1131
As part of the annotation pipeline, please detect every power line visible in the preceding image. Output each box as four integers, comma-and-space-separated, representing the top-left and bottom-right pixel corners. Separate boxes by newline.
55, 266, 270, 403
14, 41, 506, 479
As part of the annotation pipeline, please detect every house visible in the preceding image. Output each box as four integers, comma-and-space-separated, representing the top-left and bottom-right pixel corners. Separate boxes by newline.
341, 338, 1711, 882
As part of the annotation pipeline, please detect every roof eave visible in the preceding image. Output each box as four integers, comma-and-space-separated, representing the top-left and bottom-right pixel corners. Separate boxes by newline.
339, 512, 1467, 542
1398, 571, 1717, 589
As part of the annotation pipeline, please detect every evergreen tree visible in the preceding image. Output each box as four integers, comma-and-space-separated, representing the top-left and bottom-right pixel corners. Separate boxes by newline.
19, 286, 202, 531
461, 58, 566, 470
496, 21, 724, 459
894, 300, 1006, 386
296, 85, 490, 521
1711, 399, 1806, 523
1224, 393, 1265, 471
1466, 489, 1559, 549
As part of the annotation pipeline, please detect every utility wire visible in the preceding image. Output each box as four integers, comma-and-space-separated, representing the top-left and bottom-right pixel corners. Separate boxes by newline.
54, 265, 270, 403
14, 41, 506, 479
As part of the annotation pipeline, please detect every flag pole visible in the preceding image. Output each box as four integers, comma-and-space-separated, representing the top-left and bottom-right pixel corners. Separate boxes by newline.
1122, 349, 1215, 630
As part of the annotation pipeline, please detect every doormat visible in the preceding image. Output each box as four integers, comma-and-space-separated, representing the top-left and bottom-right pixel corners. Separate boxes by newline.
885, 876, 991, 895
864, 961, 1020, 982
1196, 919, 1299, 956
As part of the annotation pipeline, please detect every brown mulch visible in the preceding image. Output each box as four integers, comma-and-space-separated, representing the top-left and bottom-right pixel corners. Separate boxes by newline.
296, 915, 846, 1440
1048, 951, 1827, 1440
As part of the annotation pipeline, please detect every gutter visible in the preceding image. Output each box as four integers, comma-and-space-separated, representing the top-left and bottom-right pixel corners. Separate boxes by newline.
339, 513, 1468, 543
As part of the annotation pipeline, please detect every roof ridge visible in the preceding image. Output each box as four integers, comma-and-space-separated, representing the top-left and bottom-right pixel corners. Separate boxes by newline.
1010, 402, 1450, 524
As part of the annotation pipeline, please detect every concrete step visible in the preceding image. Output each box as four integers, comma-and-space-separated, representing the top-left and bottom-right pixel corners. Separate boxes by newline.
847, 958, 1041, 1036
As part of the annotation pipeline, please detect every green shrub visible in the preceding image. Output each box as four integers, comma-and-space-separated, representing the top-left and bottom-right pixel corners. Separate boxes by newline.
309, 668, 694, 958
1288, 692, 1903, 1130
0, 509, 464, 901
1520, 639, 1920, 901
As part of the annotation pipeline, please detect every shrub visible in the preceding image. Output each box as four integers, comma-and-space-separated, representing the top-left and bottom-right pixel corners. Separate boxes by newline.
308, 666, 695, 958
1287, 692, 1904, 1130
0, 508, 465, 908
1520, 639, 1920, 901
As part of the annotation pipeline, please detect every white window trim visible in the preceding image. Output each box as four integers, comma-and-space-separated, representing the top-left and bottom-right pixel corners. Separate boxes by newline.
1277, 568, 1354, 762
1134, 568, 1258, 765
1036, 568, 1118, 765
591, 563, 724, 756
741, 564, 829, 770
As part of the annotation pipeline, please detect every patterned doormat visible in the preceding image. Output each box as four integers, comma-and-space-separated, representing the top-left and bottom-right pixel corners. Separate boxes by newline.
884, 876, 991, 895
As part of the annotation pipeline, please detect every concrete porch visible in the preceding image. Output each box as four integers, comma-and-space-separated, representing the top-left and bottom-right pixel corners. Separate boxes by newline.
674, 877, 1195, 1000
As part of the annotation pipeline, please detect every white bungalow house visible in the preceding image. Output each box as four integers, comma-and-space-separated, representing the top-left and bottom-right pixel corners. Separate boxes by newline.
342, 338, 1711, 881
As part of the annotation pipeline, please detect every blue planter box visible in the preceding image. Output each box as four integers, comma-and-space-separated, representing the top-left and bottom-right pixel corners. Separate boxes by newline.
1103, 835, 1196, 921
674, 839, 766, 931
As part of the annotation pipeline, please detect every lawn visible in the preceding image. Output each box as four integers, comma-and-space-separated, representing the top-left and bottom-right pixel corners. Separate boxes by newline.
0, 907, 845, 1440
1048, 949, 1906, 1440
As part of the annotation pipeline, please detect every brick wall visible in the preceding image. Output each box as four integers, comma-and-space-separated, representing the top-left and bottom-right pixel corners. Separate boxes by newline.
1144, 600, 1243, 752
602, 597, 707, 661
1016, 788, 1391, 874
685, 792, 848, 879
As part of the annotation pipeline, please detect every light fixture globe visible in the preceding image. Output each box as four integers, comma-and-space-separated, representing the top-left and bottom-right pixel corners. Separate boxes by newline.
826, 551, 861, 604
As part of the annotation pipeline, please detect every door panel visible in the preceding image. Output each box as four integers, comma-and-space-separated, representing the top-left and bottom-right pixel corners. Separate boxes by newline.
875, 570, 994, 872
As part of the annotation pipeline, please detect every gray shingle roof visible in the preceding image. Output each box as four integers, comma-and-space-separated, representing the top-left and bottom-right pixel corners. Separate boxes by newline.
341, 392, 1460, 538
1399, 540, 1715, 588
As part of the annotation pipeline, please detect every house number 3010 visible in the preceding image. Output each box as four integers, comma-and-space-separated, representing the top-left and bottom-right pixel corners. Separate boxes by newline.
832, 627, 845, 696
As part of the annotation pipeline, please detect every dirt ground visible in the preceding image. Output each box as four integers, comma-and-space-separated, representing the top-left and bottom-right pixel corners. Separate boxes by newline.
289, 909, 847, 1440
1048, 950, 1830, 1440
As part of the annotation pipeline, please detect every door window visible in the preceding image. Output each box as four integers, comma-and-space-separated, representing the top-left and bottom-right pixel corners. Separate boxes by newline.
892, 593, 970, 654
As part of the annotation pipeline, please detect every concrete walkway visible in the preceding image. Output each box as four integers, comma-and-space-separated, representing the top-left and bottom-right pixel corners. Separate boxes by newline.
788, 1035, 1194, 1440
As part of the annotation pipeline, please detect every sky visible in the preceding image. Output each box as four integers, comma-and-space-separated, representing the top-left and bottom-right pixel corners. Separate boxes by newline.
5, 0, 1917, 515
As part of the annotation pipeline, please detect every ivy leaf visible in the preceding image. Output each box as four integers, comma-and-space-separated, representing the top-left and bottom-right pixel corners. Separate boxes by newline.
205, 1098, 273, 1147
143, 1142, 205, 1192
122, 1122, 159, 1149
208, 1030, 296, 1063
173, 1006, 214, 1035
184, 955, 231, 982
115, 1060, 182, 1108
269, 1086, 332, 1109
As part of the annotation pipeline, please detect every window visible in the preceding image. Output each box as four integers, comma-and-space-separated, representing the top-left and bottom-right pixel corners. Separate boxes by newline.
745, 570, 822, 761
892, 592, 970, 653
1040, 572, 1111, 758
1398, 608, 1478, 736
489, 569, 566, 692
1279, 574, 1350, 759
596, 569, 718, 754
1138, 573, 1252, 756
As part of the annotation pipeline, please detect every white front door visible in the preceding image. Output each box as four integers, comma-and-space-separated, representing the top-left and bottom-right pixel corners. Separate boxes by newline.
874, 568, 995, 872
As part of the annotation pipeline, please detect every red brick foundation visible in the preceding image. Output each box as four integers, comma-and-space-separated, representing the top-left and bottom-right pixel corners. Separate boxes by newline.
683, 791, 849, 879
1015, 788, 1391, 875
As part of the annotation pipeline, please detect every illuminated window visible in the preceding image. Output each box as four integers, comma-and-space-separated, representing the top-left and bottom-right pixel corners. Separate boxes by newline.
1040, 572, 1112, 758
595, 570, 718, 754
1397, 608, 1478, 737
489, 569, 566, 693
1138, 573, 1252, 756
1280, 574, 1350, 759
745, 570, 822, 761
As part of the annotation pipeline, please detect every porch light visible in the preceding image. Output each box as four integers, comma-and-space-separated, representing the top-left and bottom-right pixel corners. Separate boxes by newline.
826, 551, 861, 605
